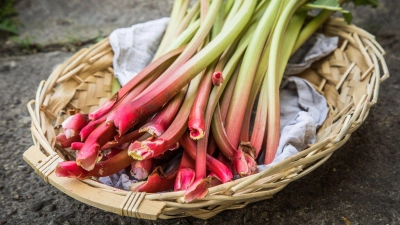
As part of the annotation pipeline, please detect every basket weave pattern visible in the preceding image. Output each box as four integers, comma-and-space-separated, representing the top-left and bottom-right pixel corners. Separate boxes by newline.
24, 19, 389, 220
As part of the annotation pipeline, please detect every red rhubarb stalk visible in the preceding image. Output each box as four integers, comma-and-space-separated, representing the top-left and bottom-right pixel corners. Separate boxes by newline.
76, 122, 117, 171
127, 72, 202, 160
88, 45, 185, 121
211, 105, 256, 177
62, 113, 89, 139
56, 133, 81, 148
100, 130, 142, 150
180, 131, 232, 183
131, 158, 154, 180
174, 151, 196, 191
188, 66, 215, 140
55, 148, 134, 179
131, 156, 181, 193
139, 86, 188, 137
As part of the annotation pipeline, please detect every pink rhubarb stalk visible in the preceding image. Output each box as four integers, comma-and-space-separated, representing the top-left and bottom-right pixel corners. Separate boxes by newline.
139, 86, 187, 137
88, 45, 186, 121
131, 158, 154, 180
76, 122, 117, 171
100, 130, 142, 150
56, 133, 81, 148
187, 66, 215, 140
174, 151, 196, 191
62, 113, 90, 139
55, 148, 134, 179
131, 160, 180, 193
180, 132, 232, 183
127, 71, 202, 160
211, 105, 256, 177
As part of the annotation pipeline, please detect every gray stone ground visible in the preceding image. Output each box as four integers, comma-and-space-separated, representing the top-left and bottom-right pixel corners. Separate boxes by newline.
0, 0, 399, 224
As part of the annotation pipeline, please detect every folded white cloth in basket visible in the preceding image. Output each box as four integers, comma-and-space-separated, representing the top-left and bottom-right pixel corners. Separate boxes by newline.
101, 18, 333, 189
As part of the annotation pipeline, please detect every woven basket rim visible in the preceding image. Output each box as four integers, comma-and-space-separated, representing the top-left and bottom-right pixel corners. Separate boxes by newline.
24, 18, 389, 220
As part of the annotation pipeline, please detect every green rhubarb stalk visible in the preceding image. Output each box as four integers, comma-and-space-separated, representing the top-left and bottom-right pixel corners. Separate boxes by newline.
158, 0, 222, 80
265, 0, 307, 164
292, 0, 346, 53
111, 76, 121, 96
154, 0, 189, 59
175, 1, 200, 36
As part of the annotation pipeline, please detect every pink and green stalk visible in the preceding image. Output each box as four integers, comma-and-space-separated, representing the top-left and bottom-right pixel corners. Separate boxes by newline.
265, 1, 307, 164
174, 151, 196, 191
188, 66, 214, 140
127, 71, 202, 160
131, 158, 154, 180
140, 86, 187, 137
224, 0, 281, 149
219, 66, 239, 123
251, 11, 306, 158
150, 0, 222, 88
195, 20, 258, 181
211, 105, 256, 177
180, 131, 232, 183
55, 148, 134, 179
107, 0, 255, 136
62, 113, 90, 139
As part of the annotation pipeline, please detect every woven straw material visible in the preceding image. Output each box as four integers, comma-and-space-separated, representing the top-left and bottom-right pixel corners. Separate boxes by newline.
24, 18, 389, 220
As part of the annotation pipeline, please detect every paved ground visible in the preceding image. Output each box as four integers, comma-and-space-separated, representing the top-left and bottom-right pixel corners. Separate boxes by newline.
0, 0, 399, 224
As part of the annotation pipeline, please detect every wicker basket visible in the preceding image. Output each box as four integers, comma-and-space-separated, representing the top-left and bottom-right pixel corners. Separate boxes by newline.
23, 18, 389, 220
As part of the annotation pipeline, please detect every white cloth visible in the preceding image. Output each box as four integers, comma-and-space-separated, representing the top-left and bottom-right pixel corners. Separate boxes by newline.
109, 17, 170, 86
104, 18, 335, 188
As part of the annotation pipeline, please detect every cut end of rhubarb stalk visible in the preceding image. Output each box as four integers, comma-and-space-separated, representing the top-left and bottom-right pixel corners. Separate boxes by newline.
139, 123, 164, 138
131, 159, 154, 180
169, 142, 180, 151
189, 126, 205, 140
243, 152, 257, 176
62, 113, 89, 132
174, 168, 196, 191
56, 133, 81, 148
183, 177, 211, 203
239, 141, 256, 159
108, 105, 135, 136
128, 141, 153, 160
232, 150, 252, 177
55, 161, 88, 179
212, 71, 223, 86
88, 97, 117, 120
76, 144, 100, 171
131, 166, 149, 180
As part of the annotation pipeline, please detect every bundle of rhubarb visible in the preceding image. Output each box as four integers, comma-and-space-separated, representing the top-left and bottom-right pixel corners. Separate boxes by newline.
55, 0, 378, 202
